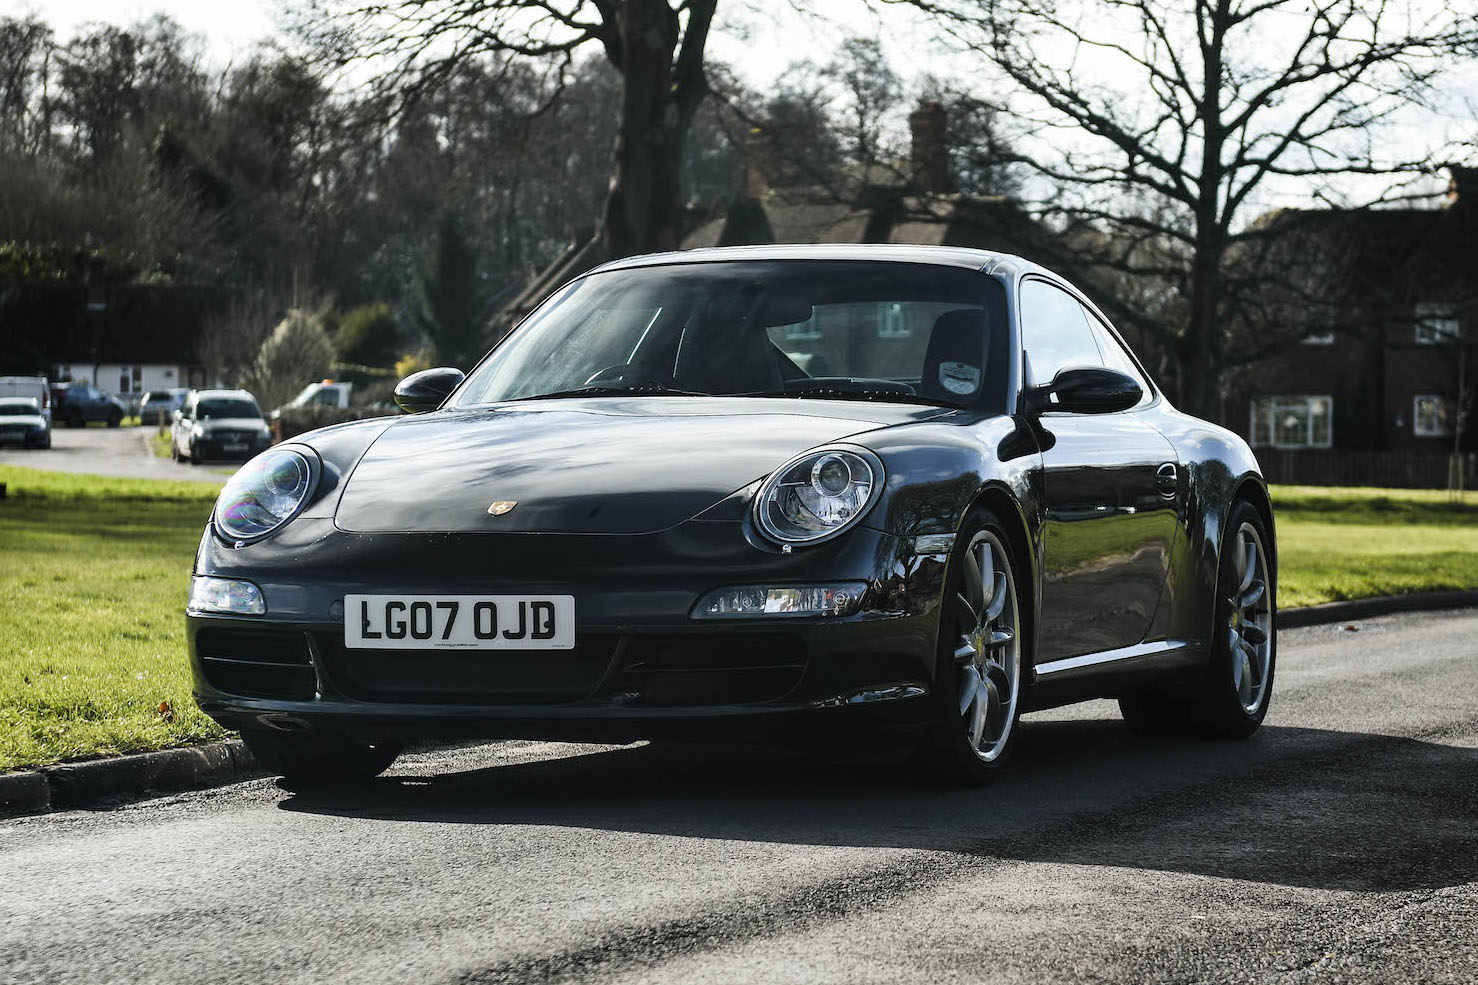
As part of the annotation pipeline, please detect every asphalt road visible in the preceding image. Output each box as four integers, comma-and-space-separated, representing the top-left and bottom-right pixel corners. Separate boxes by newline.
2, 609, 1474, 984
0, 424, 227, 484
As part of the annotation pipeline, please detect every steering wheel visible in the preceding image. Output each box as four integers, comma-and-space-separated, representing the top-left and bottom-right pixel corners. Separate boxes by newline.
583, 364, 683, 389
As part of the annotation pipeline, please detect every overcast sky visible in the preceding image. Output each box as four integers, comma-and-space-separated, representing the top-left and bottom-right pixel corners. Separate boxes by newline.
14, 0, 1474, 211
16, 0, 926, 83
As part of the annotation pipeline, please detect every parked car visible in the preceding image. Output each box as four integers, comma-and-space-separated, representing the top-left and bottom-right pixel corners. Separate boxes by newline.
139, 388, 190, 425
52, 382, 125, 427
274, 380, 354, 417
0, 396, 50, 448
171, 390, 271, 464
187, 245, 1276, 788
0, 376, 52, 426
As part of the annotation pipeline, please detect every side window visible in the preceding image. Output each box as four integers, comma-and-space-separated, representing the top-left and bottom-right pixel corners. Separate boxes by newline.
1019, 279, 1103, 385
1080, 306, 1153, 404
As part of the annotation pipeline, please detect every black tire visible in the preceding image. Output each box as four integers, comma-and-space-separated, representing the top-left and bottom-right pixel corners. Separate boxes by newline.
1120, 499, 1276, 739
67, 411, 84, 428
241, 729, 402, 788
908, 507, 1027, 786
106, 409, 122, 428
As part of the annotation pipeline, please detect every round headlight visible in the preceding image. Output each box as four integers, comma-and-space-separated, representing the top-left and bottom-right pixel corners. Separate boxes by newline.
755, 447, 883, 545
214, 447, 318, 544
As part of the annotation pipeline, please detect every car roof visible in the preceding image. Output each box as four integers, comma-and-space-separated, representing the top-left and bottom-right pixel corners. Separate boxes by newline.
589, 243, 1043, 278
192, 389, 256, 400
0, 396, 40, 407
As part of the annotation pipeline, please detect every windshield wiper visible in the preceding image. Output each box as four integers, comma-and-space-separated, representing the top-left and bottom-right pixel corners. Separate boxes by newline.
506, 384, 706, 402
740, 386, 961, 408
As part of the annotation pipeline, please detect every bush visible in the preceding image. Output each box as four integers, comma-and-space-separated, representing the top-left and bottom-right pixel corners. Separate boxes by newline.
334, 302, 401, 368
247, 307, 335, 412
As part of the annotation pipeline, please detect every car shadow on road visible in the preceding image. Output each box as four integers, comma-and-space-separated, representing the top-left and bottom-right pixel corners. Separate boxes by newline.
278, 718, 1477, 894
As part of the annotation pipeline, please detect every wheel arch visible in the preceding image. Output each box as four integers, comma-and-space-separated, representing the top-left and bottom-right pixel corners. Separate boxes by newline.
960, 481, 1039, 675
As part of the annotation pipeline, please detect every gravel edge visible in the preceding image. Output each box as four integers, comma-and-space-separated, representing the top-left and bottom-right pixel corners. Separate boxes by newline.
3, 590, 1475, 819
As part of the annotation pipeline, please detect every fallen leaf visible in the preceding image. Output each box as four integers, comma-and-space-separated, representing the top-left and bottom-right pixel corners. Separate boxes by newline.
156, 700, 174, 723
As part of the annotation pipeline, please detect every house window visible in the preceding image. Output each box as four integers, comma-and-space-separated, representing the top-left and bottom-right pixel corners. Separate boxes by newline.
1415, 304, 1460, 345
1413, 395, 1450, 437
876, 303, 911, 339
1250, 395, 1333, 449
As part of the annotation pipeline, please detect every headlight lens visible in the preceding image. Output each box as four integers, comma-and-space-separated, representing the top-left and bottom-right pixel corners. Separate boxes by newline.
754, 447, 882, 545
214, 447, 317, 543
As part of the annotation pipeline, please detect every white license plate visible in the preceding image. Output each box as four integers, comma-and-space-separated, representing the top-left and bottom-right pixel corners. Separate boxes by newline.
222, 442, 246, 453
344, 594, 575, 650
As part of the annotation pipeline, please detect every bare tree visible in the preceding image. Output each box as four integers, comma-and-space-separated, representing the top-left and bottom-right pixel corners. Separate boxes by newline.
295, 0, 718, 261
881, 0, 1477, 418
200, 291, 287, 388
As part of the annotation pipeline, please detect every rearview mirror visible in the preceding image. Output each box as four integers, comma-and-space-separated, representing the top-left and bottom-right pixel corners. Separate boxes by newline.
394, 367, 466, 414
1028, 367, 1142, 415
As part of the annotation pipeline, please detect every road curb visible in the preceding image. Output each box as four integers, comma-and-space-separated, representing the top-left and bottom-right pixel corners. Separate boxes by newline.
2, 592, 1475, 819
1275, 590, 1478, 629
0, 740, 259, 818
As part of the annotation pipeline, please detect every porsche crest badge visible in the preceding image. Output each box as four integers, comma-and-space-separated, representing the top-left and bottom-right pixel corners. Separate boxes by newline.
487, 500, 517, 516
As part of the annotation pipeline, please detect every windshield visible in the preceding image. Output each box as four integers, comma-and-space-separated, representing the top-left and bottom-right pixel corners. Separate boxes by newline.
197, 398, 261, 420
0, 401, 38, 416
452, 260, 1007, 409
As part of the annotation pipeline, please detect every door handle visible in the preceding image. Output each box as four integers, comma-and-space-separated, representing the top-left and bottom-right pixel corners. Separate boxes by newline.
1156, 462, 1178, 499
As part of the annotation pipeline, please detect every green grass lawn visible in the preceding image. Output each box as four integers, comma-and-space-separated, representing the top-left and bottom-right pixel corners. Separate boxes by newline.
0, 466, 1474, 773
1270, 485, 1478, 608
0, 466, 227, 773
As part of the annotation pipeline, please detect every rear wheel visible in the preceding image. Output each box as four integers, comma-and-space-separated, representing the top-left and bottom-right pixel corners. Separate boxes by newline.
910, 510, 1025, 786
106, 409, 122, 427
241, 729, 402, 788
1120, 499, 1275, 738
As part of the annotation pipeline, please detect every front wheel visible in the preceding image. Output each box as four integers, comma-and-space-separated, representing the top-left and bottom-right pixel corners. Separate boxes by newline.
910, 509, 1026, 786
241, 729, 402, 788
1120, 499, 1275, 738
106, 409, 122, 427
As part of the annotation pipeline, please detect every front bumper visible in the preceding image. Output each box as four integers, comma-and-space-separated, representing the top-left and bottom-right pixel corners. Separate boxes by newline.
189, 518, 952, 742
193, 434, 270, 461
0, 425, 46, 446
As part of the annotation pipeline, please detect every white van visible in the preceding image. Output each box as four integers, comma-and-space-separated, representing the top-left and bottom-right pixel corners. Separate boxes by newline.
0, 376, 51, 425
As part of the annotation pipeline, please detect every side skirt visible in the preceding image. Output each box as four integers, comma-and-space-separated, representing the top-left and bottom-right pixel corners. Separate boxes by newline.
1023, 638, 1205, 712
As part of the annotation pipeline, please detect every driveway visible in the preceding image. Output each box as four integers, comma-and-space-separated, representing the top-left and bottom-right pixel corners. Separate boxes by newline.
1, 608, 1474, 984
0, 424, 227, 484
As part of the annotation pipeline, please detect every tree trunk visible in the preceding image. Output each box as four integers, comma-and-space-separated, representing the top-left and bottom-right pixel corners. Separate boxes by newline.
1179, 0, 1230, 423
598, 0, 711, 260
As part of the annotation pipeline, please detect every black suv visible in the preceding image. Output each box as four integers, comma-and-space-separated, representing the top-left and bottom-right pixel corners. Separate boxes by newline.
52, 382, 125, 427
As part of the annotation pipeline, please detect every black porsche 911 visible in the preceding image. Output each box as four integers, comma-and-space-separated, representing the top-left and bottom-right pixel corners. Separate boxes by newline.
187, 244, 1275, 786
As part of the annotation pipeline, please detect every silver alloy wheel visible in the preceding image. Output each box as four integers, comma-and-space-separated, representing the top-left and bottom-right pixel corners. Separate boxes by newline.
1227, 521, 1273, 714
952, 530, 1021, 763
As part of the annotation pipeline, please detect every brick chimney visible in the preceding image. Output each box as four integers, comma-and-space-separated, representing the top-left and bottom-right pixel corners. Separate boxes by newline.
746, 127, 775, 199
909, 101, 950, 195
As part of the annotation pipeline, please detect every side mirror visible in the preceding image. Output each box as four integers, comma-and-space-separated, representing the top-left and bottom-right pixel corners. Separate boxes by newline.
1028, 367, 1142, 415
172, 409, 183, 422
394, 367, 465, 414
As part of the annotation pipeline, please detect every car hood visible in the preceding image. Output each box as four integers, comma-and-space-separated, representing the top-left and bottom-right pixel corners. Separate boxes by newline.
333, 396, 948, 534
198, 417, 268, 431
